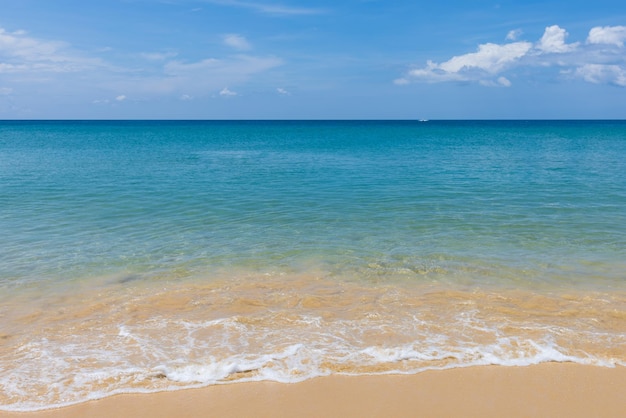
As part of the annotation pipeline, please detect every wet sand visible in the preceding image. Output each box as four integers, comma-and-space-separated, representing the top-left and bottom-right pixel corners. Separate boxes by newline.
3, 363, 625, 418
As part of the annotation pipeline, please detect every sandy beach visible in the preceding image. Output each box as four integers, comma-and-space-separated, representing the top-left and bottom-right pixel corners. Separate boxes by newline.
2, 363, 624, 418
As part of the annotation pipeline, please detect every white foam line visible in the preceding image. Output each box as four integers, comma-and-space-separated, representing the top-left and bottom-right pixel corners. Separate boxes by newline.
2, 353, 621, 413
3, 323, 624, 413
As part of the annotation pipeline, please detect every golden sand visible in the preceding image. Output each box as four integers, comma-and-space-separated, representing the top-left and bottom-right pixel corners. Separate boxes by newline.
2, 364, 625, 418
2, 275, 625, 411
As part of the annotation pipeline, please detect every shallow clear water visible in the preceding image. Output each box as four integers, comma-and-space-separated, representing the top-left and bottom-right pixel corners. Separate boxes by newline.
1, 120, 625, 411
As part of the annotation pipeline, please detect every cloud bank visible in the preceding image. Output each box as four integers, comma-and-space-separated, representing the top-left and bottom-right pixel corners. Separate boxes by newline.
0, 27, 104, 73
397, 25, 626, 87
0, 26, 283, 102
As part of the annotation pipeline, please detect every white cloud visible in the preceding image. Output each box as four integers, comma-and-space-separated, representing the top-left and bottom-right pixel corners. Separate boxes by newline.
393, 77, 410, 85
0, 25, 283, 102
204, 0, 325, 16
399, 24, 626, 88
164, 55, 281, 76
0, 63, 27, 73
587, 26, 626, 47
0, 27, 103, 73
506, 29, 522, 41
104, 54, 283, 99
141, 51, 178, 60
276, 87, 290, 95
440, 42, 532, 73
0, 24, 289, 116
222, 34, 251, 51
497, 76, 511, 87
575, 64, 626, 86
161, 55, 283, 96
219, 87, 237, 96
536, 25, 578, 53
405, 41, 531, 84
0, 28, 65, 59
478, 76, 512, 87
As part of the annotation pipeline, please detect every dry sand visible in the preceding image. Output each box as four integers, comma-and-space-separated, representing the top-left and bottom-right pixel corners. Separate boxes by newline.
2, 363, 625, 418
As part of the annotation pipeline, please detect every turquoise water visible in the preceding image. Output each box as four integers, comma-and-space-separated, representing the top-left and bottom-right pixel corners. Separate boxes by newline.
1, 120, 625, 410
2, 120, 625, 288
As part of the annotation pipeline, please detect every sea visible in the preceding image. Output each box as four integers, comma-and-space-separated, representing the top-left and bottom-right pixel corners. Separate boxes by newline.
1, 120, 625, 411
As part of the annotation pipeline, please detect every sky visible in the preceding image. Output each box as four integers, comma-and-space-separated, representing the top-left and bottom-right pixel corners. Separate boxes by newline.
1, 0, 625, 119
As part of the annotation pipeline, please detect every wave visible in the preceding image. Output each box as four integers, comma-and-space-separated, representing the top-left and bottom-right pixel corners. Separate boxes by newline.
2, 274, 624, 412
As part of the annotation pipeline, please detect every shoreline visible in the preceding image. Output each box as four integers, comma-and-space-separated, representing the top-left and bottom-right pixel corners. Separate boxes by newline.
3, 363, 625, 418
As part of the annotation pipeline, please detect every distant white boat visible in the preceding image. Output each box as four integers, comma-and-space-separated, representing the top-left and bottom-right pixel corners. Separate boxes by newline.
419, 119, 429, 122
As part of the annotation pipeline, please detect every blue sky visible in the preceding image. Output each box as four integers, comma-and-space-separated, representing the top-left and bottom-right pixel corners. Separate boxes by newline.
1, 0, 625, 119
